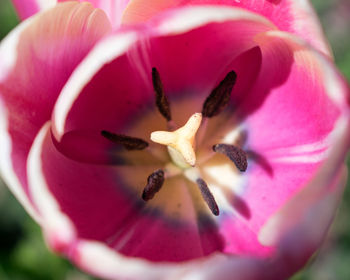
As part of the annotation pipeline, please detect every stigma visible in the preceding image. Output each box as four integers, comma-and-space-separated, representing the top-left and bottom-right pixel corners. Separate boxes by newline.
150, 113, 202, 168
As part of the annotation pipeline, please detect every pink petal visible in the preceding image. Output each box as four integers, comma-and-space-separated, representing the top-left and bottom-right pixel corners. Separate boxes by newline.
25, 9, 350, 280
12, 0, 130, 26
0, 2, 111, 218
213, 30, 350, 257
49, 7, 350, 262
28, 123, 224, 262
25, 122, 301, 279
11, 0, 56, 19
122, 0, 332, 56
52, 6, 274, 145
58, 0, 131, 28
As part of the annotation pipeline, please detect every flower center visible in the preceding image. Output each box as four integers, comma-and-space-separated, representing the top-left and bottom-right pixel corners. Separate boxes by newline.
150, 112, 202, 168
101, 67, 248, 216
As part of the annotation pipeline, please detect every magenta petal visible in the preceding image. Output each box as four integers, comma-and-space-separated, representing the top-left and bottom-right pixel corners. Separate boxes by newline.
29, 123, 225, 262
6, 2, 350, 280
52, 6, 274, 143
0, 2, 111, 216
11, 0, 55, 19
27, 124, 286, 279
245, 31, 346, 152
214, 31, 350, 258
123, 0, 331, 56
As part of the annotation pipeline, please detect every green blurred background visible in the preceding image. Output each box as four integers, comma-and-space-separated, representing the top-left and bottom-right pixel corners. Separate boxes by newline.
0, 0, 349, 279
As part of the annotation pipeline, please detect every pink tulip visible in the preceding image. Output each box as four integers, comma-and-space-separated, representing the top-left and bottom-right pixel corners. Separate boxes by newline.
1, 1, 349, 279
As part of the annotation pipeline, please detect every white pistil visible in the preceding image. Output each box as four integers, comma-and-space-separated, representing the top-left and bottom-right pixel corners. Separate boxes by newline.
150, 113, 202, 168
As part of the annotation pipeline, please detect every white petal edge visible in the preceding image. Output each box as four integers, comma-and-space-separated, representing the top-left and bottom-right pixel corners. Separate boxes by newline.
27, 122, 77, 250
154, 6, 276, 35
52, 31, 139, 140
52, 5, 277, 141
0, 16, 41, 222
290, 0, 332, 57
36, 0, 56, 11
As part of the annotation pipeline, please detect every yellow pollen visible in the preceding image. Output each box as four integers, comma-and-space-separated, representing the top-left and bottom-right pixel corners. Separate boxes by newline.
150, 113, 202, 167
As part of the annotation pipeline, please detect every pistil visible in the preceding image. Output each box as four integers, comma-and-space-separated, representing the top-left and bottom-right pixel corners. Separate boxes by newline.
150, 113, 202, 167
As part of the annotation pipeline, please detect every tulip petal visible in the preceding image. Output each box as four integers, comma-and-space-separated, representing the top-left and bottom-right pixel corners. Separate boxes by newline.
50, 7, 350, 261
212, 30, 349, 260
11, 0, 56, 19
25, 122, 279, 279
123, 0, 331, 56
52, 6, 274, 165
23, 5, 350, 280
57, 0, 131, 28
12, 0, 131, 27
28, 117, 348, 280
29, 122, 226, 262
0, 2, 111, 216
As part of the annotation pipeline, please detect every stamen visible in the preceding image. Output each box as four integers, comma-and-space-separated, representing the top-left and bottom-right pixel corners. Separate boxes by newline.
152, 67, 172, 121
202, 71, 237, 118
196, 178, 219, 216
213, 144, 248, 172
101, 130, 149, 150
142, 169, 165, 201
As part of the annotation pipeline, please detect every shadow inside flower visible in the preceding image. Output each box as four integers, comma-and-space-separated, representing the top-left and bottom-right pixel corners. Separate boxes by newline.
231, 194, 251, 219
247, 150, 274, 177
266, 0, 282, 4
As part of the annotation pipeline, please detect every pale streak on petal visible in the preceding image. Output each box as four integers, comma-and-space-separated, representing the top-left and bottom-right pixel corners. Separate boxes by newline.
269, 115, 346, 164
259, 116, 350, 247
271, 152, 328, 164
269, 136, 329, 155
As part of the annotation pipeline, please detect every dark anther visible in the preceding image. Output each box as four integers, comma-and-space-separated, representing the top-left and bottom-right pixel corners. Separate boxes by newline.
202, 71, 237, 118
152, 67, 171, 121
196, 178, 219, 216
142, 169, 165, 201
101, 130, 149, 150
213, 144, 248, 172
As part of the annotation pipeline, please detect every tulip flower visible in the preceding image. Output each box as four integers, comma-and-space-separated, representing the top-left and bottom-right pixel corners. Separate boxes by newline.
1, 1, 349, 280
